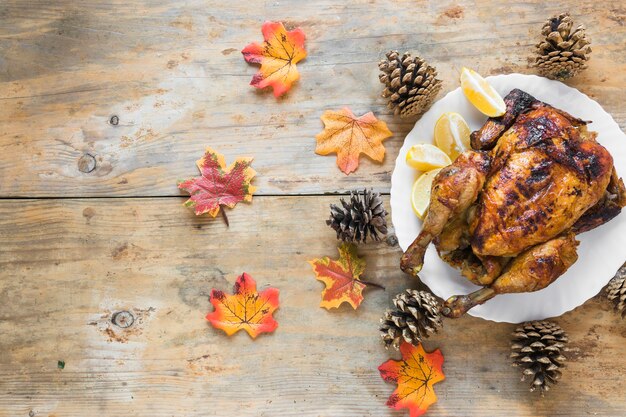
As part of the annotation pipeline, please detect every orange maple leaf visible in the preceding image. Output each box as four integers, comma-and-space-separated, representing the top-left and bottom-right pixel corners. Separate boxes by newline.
242, 21, 306, 97
309, 243, 376, 310
178, 147, 256, 217
379, 342, 445, 417
206, 273, 279, 338
315, 107, 393, 175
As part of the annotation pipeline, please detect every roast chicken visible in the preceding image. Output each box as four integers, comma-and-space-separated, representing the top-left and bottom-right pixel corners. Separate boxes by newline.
401, 89, 626, 317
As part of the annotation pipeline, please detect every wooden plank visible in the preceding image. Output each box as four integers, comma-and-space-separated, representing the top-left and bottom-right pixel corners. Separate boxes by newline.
0, 196, 624, 416
1, 0, 624, 196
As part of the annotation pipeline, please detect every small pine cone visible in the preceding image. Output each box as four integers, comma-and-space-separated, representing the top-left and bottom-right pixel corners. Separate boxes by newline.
535, 13, 591, 80
380, 289, 443, 350
378, 51, 442, 118
606, 262, 626, 319
510, 321, 568, 394
326, 189, 387, 243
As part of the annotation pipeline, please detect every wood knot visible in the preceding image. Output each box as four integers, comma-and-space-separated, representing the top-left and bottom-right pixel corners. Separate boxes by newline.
109, 115, 119, 126
82, 207, 95, 221
77, 154, 96, 173
111, 311, 134, 328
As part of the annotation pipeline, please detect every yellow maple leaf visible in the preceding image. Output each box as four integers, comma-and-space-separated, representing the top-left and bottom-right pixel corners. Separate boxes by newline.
379, 342, 445, 417
242, 21, 307, 97
315, 107, 393, 174
206, 273, 279, 338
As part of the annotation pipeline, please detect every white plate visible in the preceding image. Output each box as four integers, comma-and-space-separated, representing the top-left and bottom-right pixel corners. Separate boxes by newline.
390, 73, 626, 323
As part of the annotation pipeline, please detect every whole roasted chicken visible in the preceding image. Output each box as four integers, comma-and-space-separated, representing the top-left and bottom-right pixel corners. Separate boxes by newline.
401, 89, 626, 317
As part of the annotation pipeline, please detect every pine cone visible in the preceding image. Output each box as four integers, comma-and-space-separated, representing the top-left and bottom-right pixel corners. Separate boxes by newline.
380, 289, 442, 350
535, 13, 591, 80
326, 189, 387, 243
510, 321, 568, 394
378, 51, 442, 118
606, 262, 626, 318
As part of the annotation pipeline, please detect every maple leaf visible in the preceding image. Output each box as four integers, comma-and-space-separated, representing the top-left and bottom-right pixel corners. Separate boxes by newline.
379, 342, 445, 417
178, 147, 256, 217
242, 21, 307, 97
309, 243, 382, 310
206, 272, 279, 338
315, 107, 393, 175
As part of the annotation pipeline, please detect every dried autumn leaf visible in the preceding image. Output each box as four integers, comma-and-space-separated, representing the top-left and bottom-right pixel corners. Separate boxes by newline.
206, 272, 279, 338
242, 21, 307, 97
309, 243, 373, 310
379, 342, 445, 417
178, 147, 256, 217
315, 107, 393, 175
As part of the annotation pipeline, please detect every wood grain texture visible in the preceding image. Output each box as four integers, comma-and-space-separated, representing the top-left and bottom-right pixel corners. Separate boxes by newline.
0, 197, 625, 417
0, 0, 624, 196
1, 0, 625, 416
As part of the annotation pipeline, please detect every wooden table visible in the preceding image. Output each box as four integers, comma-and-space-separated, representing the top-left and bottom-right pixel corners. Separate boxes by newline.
1, 1, 625, 416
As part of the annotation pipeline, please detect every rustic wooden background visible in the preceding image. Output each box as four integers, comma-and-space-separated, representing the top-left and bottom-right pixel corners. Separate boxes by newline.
1, 0, 625, 416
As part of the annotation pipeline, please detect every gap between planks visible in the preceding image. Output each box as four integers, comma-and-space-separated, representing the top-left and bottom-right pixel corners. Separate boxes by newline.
0, 192, 391, 200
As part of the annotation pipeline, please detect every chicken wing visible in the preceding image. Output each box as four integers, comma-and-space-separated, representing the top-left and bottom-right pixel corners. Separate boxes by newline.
470, 89, 538, 150
572, 167, 626, 233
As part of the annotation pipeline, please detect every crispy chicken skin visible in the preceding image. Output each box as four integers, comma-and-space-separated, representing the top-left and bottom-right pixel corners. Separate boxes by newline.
400, 150, 491, 276
470, 89, 538, 150
470, 105, 614, 257
438, 248, 507, 286
573, 168, 626, 233
443, 232, 579, 318
401, 89, 625, 317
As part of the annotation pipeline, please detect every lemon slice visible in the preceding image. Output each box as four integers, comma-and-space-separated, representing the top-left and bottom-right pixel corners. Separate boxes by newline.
434, 112, 470, 160
411, 168, 442, 220
460, 67, 506, 117
406, 144, 451, 171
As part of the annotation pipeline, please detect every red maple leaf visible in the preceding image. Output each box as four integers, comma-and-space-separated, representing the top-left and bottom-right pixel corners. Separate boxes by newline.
309, 243, 382, 309
178, 147, 256, 217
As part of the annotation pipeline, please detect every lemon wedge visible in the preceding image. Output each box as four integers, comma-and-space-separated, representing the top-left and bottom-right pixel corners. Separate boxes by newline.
406, 144, 451, 171
460, 67, 506, 117
434, 112, 470, 160
411, 168, 442, 220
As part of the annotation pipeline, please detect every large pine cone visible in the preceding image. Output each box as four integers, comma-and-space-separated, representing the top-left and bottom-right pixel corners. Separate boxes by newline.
326, 189, 387, 243
607, 262, 626, 319
378, 51, 442, 118
510, 321, 568, 394
380, 289, 443, 350
535, 13, 591, 80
